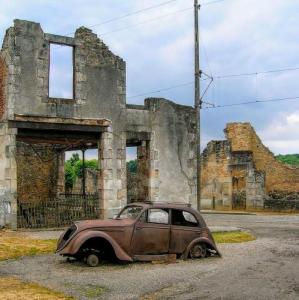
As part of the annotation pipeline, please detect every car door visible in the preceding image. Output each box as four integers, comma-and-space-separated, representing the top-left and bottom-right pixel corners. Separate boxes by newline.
169, 209, 201, 254
131, 208, 170, 255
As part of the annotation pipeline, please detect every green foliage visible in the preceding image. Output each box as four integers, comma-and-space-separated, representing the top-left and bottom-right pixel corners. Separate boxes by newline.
65, 153, 99, 189
127, 160, 137, 173
276, 154, 299, 166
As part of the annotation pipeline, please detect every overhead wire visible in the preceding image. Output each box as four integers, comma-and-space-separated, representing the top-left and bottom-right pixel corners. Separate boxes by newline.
202, 96, 299, 109
99, 7, 193, 36
201, 0, 228, 5
127, 79, 209, 99
215, 67, 299, 79
127, 66, 299, 99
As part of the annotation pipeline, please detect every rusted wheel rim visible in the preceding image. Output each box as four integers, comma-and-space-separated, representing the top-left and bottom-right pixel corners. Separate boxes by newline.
86, 253, 100, 267
190, 243, 207, 259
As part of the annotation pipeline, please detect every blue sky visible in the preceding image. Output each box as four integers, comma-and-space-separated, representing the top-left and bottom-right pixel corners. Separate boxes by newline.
1, 0, 299, 156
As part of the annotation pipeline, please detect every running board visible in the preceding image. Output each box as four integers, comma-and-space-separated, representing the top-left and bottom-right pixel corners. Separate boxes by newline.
133, 254, 176, 263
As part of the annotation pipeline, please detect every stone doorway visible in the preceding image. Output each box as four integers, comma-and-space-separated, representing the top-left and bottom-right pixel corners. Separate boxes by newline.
126, 136, 151, 204
15, 128, 102, 228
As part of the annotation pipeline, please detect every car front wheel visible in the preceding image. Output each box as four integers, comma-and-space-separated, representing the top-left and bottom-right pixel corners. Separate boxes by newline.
189, 243, 207, 259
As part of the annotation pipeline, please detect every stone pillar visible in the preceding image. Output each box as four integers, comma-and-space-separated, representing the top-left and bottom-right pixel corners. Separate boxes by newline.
56, 150, 65, 195
0, 123, 17, 229
246, 169, 265, 210
148, 136, 160, 202
116, 134, 127, 210
98, 131, 114, 219
137, 141, 150, 202
98, 130, 126, 218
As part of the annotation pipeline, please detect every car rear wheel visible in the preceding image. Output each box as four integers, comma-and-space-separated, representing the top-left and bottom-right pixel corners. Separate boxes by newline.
86, 253, 100, 267
189, 243, 207, 259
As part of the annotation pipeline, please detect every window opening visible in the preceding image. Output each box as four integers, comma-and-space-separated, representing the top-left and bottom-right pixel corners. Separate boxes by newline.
171, 209, 198, 227
148, 208, 169, 224
49, 43, 74, 99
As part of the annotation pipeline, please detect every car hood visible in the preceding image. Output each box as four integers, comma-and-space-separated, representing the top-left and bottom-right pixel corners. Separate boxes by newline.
74, 218, 135, 231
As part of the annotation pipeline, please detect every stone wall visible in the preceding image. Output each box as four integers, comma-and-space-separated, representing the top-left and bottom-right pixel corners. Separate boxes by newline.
202, 122, 299, 210
0, 19, 197, 226
0, 123, 17, 227
16, 141, 59, 202
71, 168, 98, 194
0, 56, 6, 119
226, 123, 299, 193
201, 141, 232, 209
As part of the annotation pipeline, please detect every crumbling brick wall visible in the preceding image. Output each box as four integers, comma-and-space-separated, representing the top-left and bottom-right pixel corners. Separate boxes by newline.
16, 141, 59, 203
226, 123, 299, 193
201, 141, 232, 209
0, 56, 6, 119
202, 122, 299, 210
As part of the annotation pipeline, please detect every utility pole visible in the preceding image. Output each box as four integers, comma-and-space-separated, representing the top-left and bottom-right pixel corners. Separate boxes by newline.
194, 0, 201, 211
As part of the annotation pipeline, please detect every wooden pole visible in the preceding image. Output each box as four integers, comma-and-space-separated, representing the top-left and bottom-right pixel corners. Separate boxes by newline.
194, 0, 201, 211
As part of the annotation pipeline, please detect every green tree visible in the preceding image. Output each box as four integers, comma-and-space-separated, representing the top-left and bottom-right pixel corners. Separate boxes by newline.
65, 153, 99, 189
127, 160, 137, 173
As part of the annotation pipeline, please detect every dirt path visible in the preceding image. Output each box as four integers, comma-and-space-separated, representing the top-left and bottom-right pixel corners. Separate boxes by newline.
0, 214, 298, 300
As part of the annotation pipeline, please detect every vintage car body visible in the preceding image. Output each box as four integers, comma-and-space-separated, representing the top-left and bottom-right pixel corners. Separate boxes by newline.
56, 202, 220, 266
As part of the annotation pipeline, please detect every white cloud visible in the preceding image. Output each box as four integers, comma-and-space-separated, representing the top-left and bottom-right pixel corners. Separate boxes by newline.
259, 111, 299, 154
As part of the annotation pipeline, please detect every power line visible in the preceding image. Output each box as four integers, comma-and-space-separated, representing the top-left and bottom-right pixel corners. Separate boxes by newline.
99, 7, 193, 36
202, 95, 299, 109
128, 81, 193, 99
127, 79, 209, 99
216, 66, 299, 79
64, 0, 180, 36
201, 0, 227, 6
127, 65, 299, 99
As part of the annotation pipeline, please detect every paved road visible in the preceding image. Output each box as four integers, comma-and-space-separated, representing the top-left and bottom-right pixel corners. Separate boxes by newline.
1, 214, 298, 300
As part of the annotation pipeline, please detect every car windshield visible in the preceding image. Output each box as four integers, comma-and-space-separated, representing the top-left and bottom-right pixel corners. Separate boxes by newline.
117, 206, 143, 220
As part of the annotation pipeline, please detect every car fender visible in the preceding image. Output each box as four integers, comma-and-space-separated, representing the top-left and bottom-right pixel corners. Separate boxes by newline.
59, 230, 133, 262
182, 237, 221, 260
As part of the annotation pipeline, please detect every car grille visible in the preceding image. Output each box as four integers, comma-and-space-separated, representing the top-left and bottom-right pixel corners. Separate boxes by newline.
57, 224, 77, 251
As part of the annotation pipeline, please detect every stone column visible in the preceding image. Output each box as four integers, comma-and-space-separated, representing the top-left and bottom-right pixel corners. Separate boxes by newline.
137, 141, 150, 202
98, 130, 127, 218
56, 150, 65, 195
147, 136, 160, 202
0, 123, 17, 229
98, 131, 114, 219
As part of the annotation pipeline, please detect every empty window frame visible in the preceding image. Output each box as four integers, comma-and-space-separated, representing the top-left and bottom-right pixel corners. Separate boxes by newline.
49, 43, 74, 99
171, 209, 198, 227
148, 209, 169, 224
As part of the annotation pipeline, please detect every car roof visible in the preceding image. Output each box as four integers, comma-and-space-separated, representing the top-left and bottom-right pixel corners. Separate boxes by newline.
125, 202, 206, 224
126, 201, 192, 209
126, 201, 206, 226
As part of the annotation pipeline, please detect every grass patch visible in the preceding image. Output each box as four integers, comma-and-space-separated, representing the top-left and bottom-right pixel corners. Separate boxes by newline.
0, 230, 56, 261
212, 231, 255, 243
0, 276, 73, 300
85, 285, 106, 298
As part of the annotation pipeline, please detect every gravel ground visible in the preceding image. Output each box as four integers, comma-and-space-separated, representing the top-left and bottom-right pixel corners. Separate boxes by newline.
0, 214, 298, 300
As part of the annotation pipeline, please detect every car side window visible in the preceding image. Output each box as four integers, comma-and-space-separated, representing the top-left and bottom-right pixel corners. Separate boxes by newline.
147, 209, 169, 224
171, 209, 198, 227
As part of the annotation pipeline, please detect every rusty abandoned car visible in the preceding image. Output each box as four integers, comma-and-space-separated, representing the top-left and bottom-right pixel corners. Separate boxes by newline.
56, 202, 220, 267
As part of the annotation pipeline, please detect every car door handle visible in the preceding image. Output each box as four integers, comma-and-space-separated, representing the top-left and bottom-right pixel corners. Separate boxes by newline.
136, 226, 142, 230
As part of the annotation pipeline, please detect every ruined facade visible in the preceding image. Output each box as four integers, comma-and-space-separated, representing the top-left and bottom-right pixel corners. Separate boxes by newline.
0, 20, 197, 228
201, 123, 299, 210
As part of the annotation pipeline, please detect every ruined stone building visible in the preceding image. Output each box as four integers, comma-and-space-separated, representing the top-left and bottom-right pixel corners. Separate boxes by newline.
201, 123, 299, 210
0, 20, 197, 228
